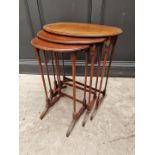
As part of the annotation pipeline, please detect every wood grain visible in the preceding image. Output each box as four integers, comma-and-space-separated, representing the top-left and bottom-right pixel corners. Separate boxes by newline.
43, 22, 123, 37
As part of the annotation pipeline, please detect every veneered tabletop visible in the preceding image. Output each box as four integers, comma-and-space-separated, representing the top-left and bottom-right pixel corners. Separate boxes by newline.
31, 37, 89, 52
37, 30, 106, 45
43, 22, 123, 38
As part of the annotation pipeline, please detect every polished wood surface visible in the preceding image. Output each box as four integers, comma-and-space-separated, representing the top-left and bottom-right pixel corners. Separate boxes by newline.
31, 37, 89, 52
43, 22, 123, 37
37, 30, 106, 44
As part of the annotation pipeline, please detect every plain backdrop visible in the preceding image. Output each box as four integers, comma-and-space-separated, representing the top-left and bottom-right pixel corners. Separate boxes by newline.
0, 0, 155, 155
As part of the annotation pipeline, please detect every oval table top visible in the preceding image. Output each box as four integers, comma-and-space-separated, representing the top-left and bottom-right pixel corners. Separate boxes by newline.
31, 37, 89, 52
37, 30, 106, 45
43, 22, 123, 38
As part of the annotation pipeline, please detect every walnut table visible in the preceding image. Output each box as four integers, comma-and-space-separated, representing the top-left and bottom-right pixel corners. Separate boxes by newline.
31, 22, 123, 137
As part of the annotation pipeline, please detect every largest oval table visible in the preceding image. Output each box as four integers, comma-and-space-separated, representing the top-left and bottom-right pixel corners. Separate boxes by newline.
43, 22, 123, 121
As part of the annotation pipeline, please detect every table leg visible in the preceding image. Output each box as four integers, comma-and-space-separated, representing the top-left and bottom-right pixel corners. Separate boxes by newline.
57, 53, 67, 89
43, 51, 53, 99
66, 51, 77, 137
94, 44, 103, 97
51, 53, 58, 90
35, 49, 63, 119
82, 45, 96, 127
53, 52, 62, 94
103, 36, 118, 95
83, 49, 89, 107
90, 38, 111, 120
35, 49, 51, 119
61, 53, 66, 81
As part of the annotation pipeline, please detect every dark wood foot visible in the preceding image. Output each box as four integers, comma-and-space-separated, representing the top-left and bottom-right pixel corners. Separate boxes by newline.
82, 97, 96, 126
40, 106, 49, 120
82, 110, 90, 127
102, 90, 106, 96
40, 98, 50, 120
90, 95, 106, 120
40, 95, 62, 120
66, 119, 76, 137
90, 106, 98, 120
66, 106, 86, 137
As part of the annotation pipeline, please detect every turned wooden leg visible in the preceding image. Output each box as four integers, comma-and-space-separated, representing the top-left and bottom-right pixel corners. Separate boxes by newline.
53, 52, 62, 94
103, 36, 118, 95
36, 49, 64, 120
82, 45, 96, 127
43, 51, 53, 99
66, 51, 77, 137
36, 49, 48, 99
51, 52, 58, 90
66, 52, 76, 137
36, 49, 50, 119
66, 119, 76, 137
90, 38, 111, 120
91, 37, 117, 120
83, 49, 89, 107
61, 53, 66, 80
94, 44, 102, 97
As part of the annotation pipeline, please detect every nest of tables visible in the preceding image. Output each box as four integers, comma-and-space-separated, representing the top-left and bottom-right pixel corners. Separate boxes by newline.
31, 22, 123, 137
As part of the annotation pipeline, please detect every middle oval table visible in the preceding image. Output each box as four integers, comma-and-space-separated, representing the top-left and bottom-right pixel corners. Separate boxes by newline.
37, 30, 109, 125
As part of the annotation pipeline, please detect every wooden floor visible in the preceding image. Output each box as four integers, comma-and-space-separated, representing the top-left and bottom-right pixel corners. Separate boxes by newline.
19, 74, 135, 155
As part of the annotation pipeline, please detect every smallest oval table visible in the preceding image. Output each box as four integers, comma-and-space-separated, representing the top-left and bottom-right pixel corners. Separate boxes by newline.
31, 37, 92, 137
31, 37, 89, 52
